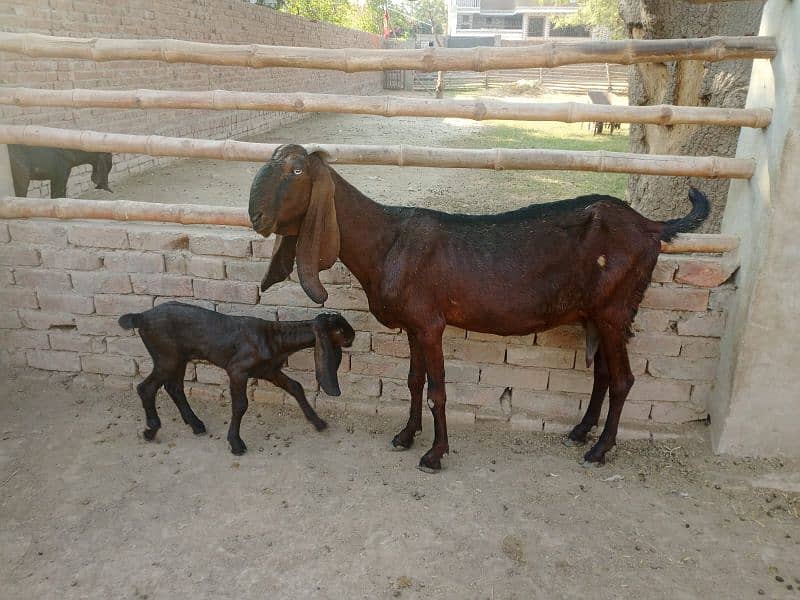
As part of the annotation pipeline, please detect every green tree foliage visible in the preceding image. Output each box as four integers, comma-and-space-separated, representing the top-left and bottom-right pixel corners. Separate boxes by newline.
552, 0, 625, 39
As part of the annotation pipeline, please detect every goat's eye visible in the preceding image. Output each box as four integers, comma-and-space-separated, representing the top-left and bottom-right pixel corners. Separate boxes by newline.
292, 168, 303, 176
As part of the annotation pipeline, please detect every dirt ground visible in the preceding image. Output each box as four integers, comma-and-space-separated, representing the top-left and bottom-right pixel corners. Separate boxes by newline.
84, 93, 628, 213
1, 366, 798, 600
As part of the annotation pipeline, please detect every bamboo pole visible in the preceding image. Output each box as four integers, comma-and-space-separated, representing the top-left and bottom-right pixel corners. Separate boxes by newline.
0, 32, 777, 72
0, 87, 773, 128
0, 196, 739, 254
0, 125, 756, 178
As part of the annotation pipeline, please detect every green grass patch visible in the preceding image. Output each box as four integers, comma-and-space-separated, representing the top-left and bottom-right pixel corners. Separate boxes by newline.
447, 118, 631, 200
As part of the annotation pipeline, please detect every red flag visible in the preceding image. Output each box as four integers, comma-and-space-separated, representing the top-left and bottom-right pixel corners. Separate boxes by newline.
383, 8, 391, 38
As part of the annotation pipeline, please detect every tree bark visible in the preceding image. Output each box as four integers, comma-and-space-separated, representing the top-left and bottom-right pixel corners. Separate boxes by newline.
620, 0, 764, 231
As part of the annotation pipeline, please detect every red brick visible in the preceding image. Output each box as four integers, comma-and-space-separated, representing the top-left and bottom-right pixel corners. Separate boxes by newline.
507, 345, 575, 369
41, 248, 102, 271
0, 268, 12, 285
131, 274, 193, 296
380, 378, 410, 401
641, 286, 709, 311
650, 402, 706, 424
13, 268, 71, 291
188, 233, 252, 257
27, 349, 80, 372
0, 288, 39, 309
652, 257, 678, 283
71, 271, 132, 294
154, 297, 215, 310
318, 373, 380, 400
8, 221, 68, 246
103, 251, 164, 273
82, 354, 138, 376
0, 245, 41, 267
67, 224, 129, 249
18, 309, 75, 330
319, 263, 351, 285
194, 279, 258, 304
443, 339, 506, 364
444, 360, 480, 384
323, 286, 369, 311
196, 363, 228, 385
165, 254, 187, 275
709, 287, 735, 311
480, 364, 548, 390
350, 353, 407, 379
260, 282, 319, 307
632, 309, 675, 333
187, 256, 225, 279
94, 294, 154, 316
674, 256, 734, 288
37, 292, 94, 315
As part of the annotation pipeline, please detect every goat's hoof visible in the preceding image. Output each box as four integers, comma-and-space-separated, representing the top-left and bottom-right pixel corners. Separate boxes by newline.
391, 434, 414, 451
563, 437, 586, 447
418, 453, 442, 473
191, 421, 207, 435
313, 419, 328, 432
580, 459, 602, 468
143, 428, 158, 441
229, 440, 247, 455
582, 447, 608, 466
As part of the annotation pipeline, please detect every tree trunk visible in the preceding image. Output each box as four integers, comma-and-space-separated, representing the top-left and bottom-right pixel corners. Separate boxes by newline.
620, 0, 764, 231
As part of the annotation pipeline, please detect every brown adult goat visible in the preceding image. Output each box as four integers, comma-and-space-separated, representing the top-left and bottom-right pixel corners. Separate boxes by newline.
249, 145, 710, 472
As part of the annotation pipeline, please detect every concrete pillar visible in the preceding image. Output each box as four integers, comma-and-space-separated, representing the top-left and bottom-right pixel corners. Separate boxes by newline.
0, 145, 14, 196
522, 13, 529, 39
712, 0, 800, 457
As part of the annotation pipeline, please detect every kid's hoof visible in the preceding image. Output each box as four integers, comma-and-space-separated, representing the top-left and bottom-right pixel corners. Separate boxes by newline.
191, 421, 207, 435
313, 419, 328, 432
229, 441, 247, 456
143, 428, 157, 441
580, 459, 601, 468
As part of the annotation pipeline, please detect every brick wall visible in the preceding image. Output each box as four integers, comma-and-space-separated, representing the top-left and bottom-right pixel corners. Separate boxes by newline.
0, 0, 382, 196
0, 218, 735, 434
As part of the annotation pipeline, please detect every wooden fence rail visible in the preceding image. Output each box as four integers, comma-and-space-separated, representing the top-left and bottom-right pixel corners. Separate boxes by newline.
0, 32, 777, 72
0, 125, 756, 178
0, 87, 773, 128
0, 196, 740, 255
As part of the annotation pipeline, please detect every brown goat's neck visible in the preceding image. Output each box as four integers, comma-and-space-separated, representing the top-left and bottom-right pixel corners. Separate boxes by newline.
330, 170, 397, 287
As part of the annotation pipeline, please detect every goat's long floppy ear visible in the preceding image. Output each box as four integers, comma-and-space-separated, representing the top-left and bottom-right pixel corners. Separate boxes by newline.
296, 154, 339, 305
261, 235, 297, 292
313, 321, 343, 396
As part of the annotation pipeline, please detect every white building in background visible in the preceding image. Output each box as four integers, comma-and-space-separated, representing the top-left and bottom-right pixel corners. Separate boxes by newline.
447, 0, 592, 42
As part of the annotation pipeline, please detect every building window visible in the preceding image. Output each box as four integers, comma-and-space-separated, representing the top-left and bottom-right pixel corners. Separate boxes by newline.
458, 14, 472, 29
503, 14, 523, 30
527, 16, 545, 37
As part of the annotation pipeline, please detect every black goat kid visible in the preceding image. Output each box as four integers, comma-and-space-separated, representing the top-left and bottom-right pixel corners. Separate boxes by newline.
9, 145, 113, 198
118, 302, 355, 455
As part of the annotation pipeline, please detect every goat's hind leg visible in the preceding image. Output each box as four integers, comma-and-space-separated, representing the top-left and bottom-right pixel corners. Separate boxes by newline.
164, 366, 206, 435
137, 371, 164, 441
582, 325, 634, 466
391, 331, 425, 451
566, 347, 609, 446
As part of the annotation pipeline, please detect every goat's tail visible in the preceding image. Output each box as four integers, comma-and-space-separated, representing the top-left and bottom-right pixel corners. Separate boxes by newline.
118, 313, 143, 330
659, 187, 711, 241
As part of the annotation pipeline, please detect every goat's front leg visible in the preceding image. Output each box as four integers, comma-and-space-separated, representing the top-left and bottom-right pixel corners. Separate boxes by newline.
268, 370, 327, 432
226, 371, 249, 455
50, 170, 69, 199
417, 326, 448, 473
583, 327, 634, 466
391, 331, 425, 450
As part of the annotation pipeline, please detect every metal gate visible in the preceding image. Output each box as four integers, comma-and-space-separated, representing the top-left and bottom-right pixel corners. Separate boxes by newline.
383, 69, 405, 90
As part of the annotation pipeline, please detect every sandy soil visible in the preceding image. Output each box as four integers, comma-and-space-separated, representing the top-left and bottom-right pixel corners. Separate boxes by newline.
84, 93, 619, 214
1, 366, 798, 600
